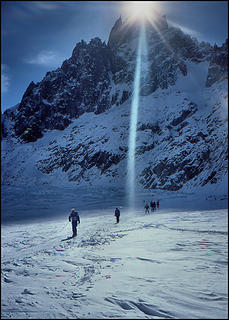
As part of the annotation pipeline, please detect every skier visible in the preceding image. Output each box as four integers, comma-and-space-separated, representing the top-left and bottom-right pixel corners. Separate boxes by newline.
157, 200, 159, 209
115, 208, 120, 223
69, 208, 80, 237
145, 204, 149, 214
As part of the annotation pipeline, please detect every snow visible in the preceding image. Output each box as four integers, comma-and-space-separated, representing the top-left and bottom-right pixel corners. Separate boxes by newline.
1, 60, 227, 196
2, 81, 228, 204
174, 60, 209, 107
1, 194, 228, 319
1, 28, 228, 318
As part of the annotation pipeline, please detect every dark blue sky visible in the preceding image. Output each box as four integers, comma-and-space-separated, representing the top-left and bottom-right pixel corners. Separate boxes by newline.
1, 1, 228, 112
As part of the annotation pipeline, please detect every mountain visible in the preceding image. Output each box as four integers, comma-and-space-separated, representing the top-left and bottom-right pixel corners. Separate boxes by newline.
1, 14, 228, 196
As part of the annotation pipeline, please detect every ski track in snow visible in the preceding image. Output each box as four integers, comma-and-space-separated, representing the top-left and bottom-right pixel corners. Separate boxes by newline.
1, 208, 228, 319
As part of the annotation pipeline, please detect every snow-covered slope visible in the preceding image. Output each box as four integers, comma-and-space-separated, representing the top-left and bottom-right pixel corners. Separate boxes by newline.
1, 78, 227, 195
1, 207, 228, 319
1, 15, 228, 198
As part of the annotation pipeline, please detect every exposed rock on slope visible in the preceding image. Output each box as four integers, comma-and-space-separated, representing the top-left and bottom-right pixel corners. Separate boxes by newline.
1, 14, 228, 193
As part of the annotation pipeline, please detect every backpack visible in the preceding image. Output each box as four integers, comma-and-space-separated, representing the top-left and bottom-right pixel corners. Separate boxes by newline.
115, 209, 120, 216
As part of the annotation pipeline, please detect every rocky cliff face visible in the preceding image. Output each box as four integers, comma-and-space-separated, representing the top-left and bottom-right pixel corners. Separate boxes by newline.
1, 14, 228, 193
206, 39, 228, 87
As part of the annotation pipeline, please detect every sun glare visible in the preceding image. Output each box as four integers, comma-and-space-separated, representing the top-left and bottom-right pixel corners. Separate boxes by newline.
123, 1, 160, 21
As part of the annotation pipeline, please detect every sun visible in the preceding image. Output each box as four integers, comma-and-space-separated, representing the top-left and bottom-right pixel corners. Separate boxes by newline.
122, 1, 160, 21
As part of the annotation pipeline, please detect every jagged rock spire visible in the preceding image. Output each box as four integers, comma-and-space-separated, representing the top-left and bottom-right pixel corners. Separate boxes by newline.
107, 11, 168, 50
108, 16, 123, 48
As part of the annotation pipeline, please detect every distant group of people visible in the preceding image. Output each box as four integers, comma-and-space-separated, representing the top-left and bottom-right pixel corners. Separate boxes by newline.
145, 200, 159, 214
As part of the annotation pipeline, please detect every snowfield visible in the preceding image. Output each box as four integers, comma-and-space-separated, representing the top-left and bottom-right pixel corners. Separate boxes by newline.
1, 190, 228, 319
1, 12, 228, 319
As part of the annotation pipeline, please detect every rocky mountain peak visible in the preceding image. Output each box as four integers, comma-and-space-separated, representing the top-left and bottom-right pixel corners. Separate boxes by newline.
1, 13, 228, 195
108, 11, 168, 50
2, 19, 227, 144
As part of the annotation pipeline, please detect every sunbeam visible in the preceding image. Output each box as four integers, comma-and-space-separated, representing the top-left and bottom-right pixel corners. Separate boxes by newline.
145, 13, 174, 56
126, 24, 145, 209
122, 1, 161, 22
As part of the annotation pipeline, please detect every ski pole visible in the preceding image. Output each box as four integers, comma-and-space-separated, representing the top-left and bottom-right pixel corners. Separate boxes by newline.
59, 221, 69, 232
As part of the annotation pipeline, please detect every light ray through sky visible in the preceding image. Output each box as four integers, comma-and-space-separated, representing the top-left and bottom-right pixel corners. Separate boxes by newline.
127, 24, 145, 209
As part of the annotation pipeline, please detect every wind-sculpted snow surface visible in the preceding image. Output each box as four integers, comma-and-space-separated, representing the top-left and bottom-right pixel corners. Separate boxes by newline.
1, 207, 228, 319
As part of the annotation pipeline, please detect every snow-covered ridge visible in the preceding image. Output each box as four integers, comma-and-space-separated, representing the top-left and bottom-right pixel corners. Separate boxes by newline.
1, 15, 228, 195
2, 19, 227, 143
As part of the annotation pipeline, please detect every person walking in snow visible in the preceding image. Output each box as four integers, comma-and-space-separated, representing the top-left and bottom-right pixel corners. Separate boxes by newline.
69, 208, 80, 237
145, 204, 149, 214
153, 201, 156, 211
150, 201, 154, 213
157, 200, 159, 209
115, 208, 120, 223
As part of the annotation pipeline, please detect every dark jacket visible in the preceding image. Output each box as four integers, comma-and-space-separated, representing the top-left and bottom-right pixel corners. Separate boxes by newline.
115, 208, 120, 217
69, 211, 80, 225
